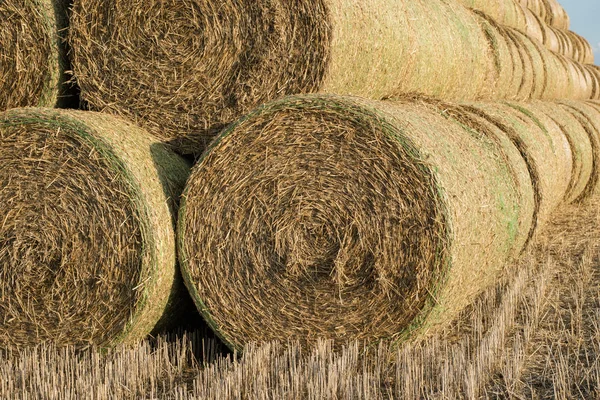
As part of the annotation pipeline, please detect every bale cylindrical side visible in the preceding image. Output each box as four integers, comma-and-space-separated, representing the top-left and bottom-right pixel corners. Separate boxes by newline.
557, 101, 600, 200
467, 102, 572, 227
178, 94, 530, 350
0, 0, 64, 109
522, 8, 545, 44
505, 30, 536, 100
518, 102, 594, 203
586, 65, 600, 100
0, 108, 190, 348
477, 13, 522, 100
543, 0, 570, 30
408, 96, 537, 255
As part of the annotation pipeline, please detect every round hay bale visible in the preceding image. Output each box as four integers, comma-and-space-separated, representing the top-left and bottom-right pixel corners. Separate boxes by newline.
544, 0, 570, 30
0, 0, 63, 109
467, 102, 572, 226
521, 102, 594, 203
505, 30, 536, 100
457, 0, 526, 31
406, 96, 536, 254
557, 101, 600, 199
523, 8, 545, 44
516, 31, 548, 99
542, 24, 559, 53
566, 31, 595, 65
477, 12, 522, 99
0, 108, 190, 348
178, 94, 530, 350
586, 65, 600, 100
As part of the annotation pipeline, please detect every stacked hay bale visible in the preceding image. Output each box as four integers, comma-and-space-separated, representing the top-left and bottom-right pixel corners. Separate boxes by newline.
68, 0, 598, 154
177, 94, 600, 350
0, 0, 66, 109
0, 108, 189, 347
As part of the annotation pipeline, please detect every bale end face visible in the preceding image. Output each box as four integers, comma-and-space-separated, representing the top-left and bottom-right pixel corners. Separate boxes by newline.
0, 108, 189, 348
178, 95, 526, 350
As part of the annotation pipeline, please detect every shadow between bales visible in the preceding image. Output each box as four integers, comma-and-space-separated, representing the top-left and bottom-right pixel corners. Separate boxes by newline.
149, 142, 231, 360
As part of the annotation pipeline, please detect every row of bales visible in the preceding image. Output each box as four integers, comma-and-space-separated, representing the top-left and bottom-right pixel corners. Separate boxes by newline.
1, 0, 599, 351
459, 0, 594, 63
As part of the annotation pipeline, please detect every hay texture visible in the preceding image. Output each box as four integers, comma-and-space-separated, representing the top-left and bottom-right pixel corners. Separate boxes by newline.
69, 0, 596, 153
0, 0, 65, 109
178, 94, 532, 350
0, 108, 190, 348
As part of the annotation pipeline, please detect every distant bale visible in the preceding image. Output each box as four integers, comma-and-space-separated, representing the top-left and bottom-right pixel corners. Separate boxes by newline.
0, 109, 189, 348
178, 94, 531, 350
0, 0, 65, 109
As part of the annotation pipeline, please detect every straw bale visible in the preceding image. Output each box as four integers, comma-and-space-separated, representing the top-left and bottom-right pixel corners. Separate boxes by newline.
457, 0, 527, 31
178, 94, 529, 350
0, 108, 190, 348
0, 0, 65, 109
476, 13, 523, 99
543, 0, 570, 30
587, 65, 600, 100
565, 31, 595, 64
401, 95, 536, 255
557, 101, 600, 199
526, 0, 547, 22
467, 102, 572, 227
522, 8, 545, 44
504, 30, 536, 100
519, 102, 594, 203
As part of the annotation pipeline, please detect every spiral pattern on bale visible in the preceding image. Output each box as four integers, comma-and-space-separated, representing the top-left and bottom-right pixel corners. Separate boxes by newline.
0, 108, 189, 348
178, 95, 527, 350
0, 0, 63, 109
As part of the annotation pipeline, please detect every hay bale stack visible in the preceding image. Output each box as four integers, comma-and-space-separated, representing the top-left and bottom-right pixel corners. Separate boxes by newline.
516, 102, 594, 203
586, 65, 600, 100
481, 14, 596, 101
178, 94, 533, 350
557, 101, 600, 199
466, 102, 573, 227
0, 0, 64, 109
0, 108, 190, 348
68, 0, 596, 154
459, 0, 592, 64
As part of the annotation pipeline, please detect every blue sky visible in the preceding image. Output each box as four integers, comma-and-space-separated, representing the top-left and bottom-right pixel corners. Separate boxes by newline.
560, 0, 600, 63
